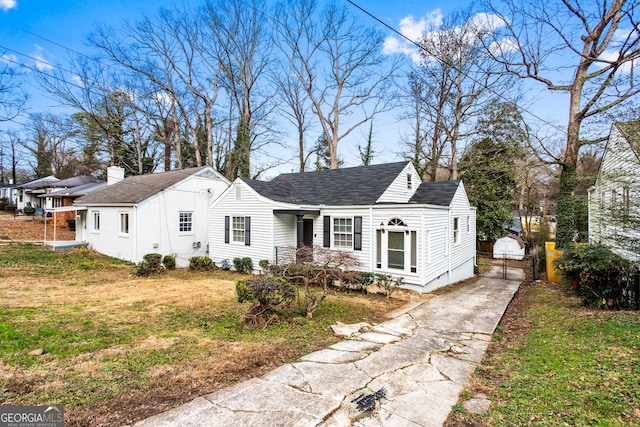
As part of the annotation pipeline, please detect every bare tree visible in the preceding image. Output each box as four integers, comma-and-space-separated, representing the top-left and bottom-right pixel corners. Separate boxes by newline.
0, 54, 27, 122
486, 0, 640, 248
22, 114, 79, 179
410, 9, 516, 181
272, 63, 314, 172
202, 0, 275, 179
274, 0, 400, 169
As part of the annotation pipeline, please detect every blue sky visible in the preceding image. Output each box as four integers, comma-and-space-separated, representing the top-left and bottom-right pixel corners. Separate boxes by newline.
0, 0, 569, 172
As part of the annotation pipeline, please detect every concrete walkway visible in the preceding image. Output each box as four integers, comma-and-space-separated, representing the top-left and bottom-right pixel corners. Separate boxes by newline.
134, 266, 523, 427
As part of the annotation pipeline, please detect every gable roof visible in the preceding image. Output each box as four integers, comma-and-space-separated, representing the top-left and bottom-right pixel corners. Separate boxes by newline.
75, 166, 214, 205
409, 180, 460, 206
616, 120, 640, 157
241, 161, 410, 206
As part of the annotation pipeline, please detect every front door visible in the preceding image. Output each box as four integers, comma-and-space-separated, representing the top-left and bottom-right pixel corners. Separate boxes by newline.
303, 218, 314, 247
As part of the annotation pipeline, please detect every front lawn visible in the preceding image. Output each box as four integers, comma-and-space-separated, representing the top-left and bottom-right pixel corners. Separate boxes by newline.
0, 243, 407, 426
447, 280, 640, 426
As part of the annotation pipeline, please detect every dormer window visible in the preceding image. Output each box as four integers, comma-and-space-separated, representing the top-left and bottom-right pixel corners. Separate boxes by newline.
407, 173, 412, 190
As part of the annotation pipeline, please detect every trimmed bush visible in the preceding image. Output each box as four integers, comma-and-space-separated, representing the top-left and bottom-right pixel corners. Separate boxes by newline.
233, 257, 253, 274
4, 204, 16, 213
162, 255, 176, 270
23, 206, 36, 215
554, 244, 631, 308
236, 275, 296, 328
189, 256, 215, 271
136, 253, 166, 276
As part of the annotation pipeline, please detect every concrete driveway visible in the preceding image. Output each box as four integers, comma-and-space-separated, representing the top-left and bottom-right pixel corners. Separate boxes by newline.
133, 266, 523, 427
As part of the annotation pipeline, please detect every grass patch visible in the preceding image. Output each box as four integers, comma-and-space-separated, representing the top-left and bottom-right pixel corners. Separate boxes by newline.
0, 243, 405, 426
447, 281, 640, 426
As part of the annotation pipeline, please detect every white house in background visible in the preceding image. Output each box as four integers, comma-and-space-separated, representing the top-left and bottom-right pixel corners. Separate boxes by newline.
588, 121, 640, 261
209, 161, 476, 293
74, 166, 230, 267
15, 176, 60, 210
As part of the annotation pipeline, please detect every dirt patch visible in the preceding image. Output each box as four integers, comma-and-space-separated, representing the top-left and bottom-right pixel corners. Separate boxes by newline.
0, 214, 76, 241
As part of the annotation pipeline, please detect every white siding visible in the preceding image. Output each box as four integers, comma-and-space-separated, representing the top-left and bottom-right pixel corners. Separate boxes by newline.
449, 183, 476, 271
209, 181, 276, 270
317, 208, 372, 269
377, 163, 421, 203
589, 124, 640, 261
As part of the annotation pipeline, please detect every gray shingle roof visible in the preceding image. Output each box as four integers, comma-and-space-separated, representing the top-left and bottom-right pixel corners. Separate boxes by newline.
49, 175, 102, 188
75, 166, 210, 205
409, 180, 460, 206
242, 161, 410, 206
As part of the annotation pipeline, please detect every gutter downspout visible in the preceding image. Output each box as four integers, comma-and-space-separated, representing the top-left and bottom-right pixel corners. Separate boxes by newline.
369, 207, 374, 271
448, 208, 452, 281
133, 204, 138, 264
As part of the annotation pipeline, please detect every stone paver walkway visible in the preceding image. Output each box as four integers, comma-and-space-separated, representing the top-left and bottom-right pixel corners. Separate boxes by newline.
133, 266, 523, 427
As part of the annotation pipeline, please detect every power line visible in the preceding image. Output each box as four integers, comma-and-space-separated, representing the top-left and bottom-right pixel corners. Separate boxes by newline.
345, 0, 566, 134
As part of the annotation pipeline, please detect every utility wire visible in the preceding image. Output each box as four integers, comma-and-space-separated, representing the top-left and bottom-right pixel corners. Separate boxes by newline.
345, 0, 566, 134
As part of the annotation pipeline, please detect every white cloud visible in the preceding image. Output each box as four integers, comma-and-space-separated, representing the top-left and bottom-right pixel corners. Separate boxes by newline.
384, 10, 511, 64
383, 10, 444, 61
32, 44, 54, 71
0, 0, 16, 12
0, 53, 18, 66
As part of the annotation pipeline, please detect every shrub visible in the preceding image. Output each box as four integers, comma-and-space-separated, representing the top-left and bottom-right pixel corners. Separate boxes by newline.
259, 259, 270, 272
189, 256, 215, 271
233, 257, 253, 274
375, 273, 403, 298
162, 255, 176, 270
220, 259, 231, 270
136, 253, 166, 276
0, 198, 7, 210
554, 244, 631, 308
4, 204, 16, 213
236, 275, 296, 328
23, 206, 36, 215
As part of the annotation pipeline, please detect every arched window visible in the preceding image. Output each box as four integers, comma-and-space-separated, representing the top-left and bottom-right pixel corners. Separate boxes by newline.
387, 218, 406, 227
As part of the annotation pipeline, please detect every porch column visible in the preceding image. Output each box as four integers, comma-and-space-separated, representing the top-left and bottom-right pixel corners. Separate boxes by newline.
296, 215, 304, 248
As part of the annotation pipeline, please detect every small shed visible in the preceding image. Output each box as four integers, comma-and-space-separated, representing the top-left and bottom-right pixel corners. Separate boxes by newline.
493, 234, 525, 260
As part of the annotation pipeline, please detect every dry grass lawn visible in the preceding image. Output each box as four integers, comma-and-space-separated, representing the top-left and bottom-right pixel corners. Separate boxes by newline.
0, 217, 419, 426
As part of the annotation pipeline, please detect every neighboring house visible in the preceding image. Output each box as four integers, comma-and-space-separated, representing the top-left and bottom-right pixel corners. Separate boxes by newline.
74, 166, 230, 267
43, 176, 107, 227
0, 180, 18, 204
588, 121, 640, 261
493, 234, 525, 260
15, 176, 60, 210
209, 161, 476, 293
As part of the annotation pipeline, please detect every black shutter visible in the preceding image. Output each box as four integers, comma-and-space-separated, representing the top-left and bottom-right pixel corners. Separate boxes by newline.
354, 216, 362, 251
224, 216, 230, 244
245, 216, 251, 246
323, 216, 330, 248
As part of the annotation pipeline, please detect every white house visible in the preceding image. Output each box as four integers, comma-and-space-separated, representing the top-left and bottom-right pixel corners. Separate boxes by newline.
74, 166, 230, 267
588, 120, 640, 261
209, 161, 476, 293
15, 176, 60, 210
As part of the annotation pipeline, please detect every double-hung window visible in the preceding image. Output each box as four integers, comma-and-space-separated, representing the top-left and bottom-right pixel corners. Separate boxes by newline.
453, 217, 460, 244
179, 212, 193, 233
232, 216, 245, 243
119, 212, 129, 235
333, 218, 353, 248
92, 211, 100, 232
